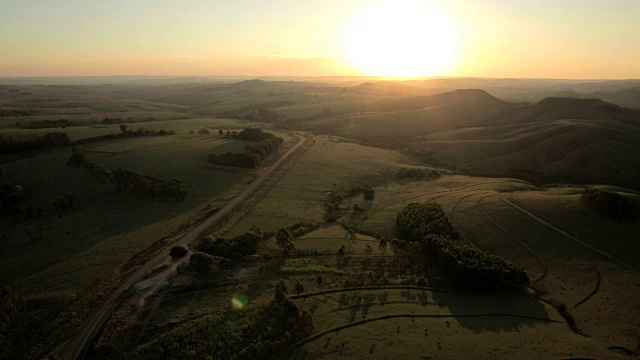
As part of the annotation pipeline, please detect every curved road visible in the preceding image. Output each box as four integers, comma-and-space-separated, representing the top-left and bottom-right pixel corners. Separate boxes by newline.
65, 134, 306, 359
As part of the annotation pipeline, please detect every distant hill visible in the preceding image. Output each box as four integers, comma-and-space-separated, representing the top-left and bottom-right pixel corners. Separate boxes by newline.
293, 89, 515, 138
479, 97, 640, 126
591, 87, 640, 109
290, 91, 640, 187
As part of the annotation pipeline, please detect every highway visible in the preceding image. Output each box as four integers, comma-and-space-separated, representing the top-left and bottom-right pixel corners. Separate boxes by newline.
65, 134, 306, 359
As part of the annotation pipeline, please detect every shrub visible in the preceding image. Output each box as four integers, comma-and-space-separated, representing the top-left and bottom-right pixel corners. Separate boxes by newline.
170, 246, 188, 258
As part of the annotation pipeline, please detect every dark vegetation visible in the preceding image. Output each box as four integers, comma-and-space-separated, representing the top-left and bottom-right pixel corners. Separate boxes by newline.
208, 128, 283, 168
169, 246, 188, 259
127, 299, 313, 360
581, 188, 639, 222
422, 235, 530, 290
15, 119, 76, 129
0, 132, 70, 155
74, 127, 175, 145
395, 203, 529, 290
67, 148, 187, 201
195, 231, 261, 260
0, 108, 32, 117
395, 203, 461, 241
395, 167, 441, 180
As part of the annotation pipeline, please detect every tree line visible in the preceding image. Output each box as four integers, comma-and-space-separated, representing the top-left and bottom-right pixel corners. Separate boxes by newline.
581, 187, 639, 222
395, 167, 441, 180
0, 132, 70, 155
67, 148, 187, 201
127, 299, 313, 360
395, 203, 529, 291
74, 125, 175, 145
208, 129, 283, 168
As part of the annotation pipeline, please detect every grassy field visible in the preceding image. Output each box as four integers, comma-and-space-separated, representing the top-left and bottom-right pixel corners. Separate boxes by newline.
0, 118, 278, 356
223, 135, 413, 237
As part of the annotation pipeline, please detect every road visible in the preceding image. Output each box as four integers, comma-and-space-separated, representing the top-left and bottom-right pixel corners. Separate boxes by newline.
65, 134, 306, 359
500, 194, 633, 271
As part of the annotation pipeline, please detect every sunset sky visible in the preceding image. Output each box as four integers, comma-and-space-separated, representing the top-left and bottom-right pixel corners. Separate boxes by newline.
1, 0, 639, 78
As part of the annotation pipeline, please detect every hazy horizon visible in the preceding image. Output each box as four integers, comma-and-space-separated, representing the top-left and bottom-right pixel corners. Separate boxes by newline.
2, 0, 639, 79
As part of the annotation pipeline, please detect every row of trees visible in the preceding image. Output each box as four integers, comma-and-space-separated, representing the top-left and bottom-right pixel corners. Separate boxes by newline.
127, 299, 313, 360
15, 119, 76, 129
208, 136, 283, 168
581, 187, 639, 222
423, 235, 530, 290
74, 127, 175, 145
0, 132, 70, 155
68, 149, 187, 201
395, 167, 441, 180
395, 203, 529, 291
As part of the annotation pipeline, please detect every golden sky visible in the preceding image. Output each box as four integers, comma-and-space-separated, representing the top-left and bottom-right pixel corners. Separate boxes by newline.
1, 0, 639, 78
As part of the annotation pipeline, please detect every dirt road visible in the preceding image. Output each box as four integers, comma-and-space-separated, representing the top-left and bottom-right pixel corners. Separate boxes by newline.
65, 134, 306, 359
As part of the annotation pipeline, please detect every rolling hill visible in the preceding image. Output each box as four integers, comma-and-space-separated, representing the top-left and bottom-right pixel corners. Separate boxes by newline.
287, 90, 640, 187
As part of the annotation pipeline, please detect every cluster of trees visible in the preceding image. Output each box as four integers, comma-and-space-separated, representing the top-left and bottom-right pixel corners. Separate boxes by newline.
0, 132, 70, 155
395, 167, 441, 180
581, 188, 639, 222
208, 135, 283, 168
74, 126, 175, 145
395, 203, 528, 291
111, 168, 186, 201
196, 231, 261, 260
101, 116, 156, 124
68, 149, 187, 201
15, 119, 76, 129
0, 108, 32, 117
275, 228, 295, 255
128, 298, 313, 360
407, 148, 464, 172
422, 235, 530, 290
236, 128, 275, 141
395, 203, 460, 242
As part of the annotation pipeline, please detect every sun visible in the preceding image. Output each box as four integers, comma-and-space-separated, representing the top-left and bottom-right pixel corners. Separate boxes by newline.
345, 2, 458, 77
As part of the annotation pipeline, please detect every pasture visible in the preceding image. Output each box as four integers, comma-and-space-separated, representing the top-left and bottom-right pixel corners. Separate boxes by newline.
0, 118, 268, 354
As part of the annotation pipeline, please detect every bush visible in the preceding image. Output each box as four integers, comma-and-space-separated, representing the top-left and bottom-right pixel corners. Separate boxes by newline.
170, 246, 188, 258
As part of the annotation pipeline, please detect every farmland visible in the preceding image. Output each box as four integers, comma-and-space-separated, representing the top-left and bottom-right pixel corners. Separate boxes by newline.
1, 79, 639, 359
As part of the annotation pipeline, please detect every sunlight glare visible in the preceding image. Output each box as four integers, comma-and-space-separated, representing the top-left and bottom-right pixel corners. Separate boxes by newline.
345, 2, 458, 77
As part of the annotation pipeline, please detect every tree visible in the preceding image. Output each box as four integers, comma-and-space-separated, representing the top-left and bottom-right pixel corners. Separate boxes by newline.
294, 280, 305, 295
365, 244, 373, 253
170, 246, 188, 258
249, 225, 262, 238
345, 229, 356, 242
316, 275, 324, 288
274, 280, 288, 302
338, 245, 345, 255
276, 228, 295, 255
379, 237, 388, 250
189, 253, 214, 275
218, 129, 224, 136
119, 124, 127, 133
